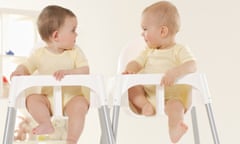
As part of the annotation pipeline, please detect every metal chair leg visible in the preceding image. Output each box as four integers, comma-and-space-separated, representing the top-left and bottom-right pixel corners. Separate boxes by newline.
100, 107, 110, 144
3, 107, 17, 144
99, 105, 115, 144
112, 106, 120, 141
191, 106, 200, 144
205, 104, 220, 144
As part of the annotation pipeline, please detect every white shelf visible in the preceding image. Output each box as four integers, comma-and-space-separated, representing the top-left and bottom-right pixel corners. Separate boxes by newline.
1, 55, 26, 64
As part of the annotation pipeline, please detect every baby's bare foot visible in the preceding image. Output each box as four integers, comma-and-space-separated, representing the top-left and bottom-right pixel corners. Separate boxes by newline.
169, 122, 188, 143
32, 122, 54, 135
142, 102, 155, 116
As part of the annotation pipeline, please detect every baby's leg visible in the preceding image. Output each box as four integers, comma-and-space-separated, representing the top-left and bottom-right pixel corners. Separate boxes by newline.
128, 85, 155, 116
165, 99, 188, 143
26, 94, 54, 135
64, 96, 89, 144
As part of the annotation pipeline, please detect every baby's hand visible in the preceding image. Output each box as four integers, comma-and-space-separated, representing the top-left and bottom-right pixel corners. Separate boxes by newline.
122, 71, 136, 74
10, 65, 30, 80
10, 70, 28, 80
53, 70, 68, 81
161, 70, 178, 86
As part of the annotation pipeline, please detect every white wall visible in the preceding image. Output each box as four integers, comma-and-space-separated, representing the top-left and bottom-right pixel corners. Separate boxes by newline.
1, 0, 239, 143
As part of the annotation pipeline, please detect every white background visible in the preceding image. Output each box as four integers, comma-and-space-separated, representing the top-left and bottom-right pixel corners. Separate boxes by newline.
0, 0, 239, 143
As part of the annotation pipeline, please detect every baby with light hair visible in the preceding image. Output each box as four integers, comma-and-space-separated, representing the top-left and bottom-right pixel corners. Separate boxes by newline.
123, 1, 197, 143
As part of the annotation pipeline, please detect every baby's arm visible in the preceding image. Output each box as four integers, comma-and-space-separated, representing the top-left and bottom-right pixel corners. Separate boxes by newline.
161, 60, 197, 86
10, 65, 30, 79
122, 60, 142, 74
53, 66, 89, 81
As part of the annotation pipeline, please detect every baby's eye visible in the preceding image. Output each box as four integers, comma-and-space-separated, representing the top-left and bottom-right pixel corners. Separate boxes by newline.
142, 27, 147, 31
72, 27, 77, 32
142, 29, 147, 33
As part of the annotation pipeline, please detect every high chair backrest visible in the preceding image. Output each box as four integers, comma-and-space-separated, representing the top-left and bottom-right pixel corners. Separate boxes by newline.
117, 37, 146, 73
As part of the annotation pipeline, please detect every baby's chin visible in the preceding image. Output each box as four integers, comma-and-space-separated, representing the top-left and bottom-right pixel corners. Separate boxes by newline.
148, 45, 159, 49
63, 47, 74, 51
146, 43, 158, 49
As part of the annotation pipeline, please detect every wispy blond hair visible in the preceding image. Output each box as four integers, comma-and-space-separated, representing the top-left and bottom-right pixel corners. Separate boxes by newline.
37, 5, 76, 42
143, 1, 180, 35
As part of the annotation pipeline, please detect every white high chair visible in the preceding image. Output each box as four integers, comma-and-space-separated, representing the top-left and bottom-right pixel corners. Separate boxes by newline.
111, 37, 220, 144
2, 75, 115, 144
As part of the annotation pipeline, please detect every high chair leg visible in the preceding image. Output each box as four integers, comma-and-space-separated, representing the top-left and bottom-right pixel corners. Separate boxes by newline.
100, 107, 109, 144
3, 107, 17, 144
191, 106, 200, 144
99, 105, 115, 144
100, 105, 120, 144
112, 105, 120, 140
205, 103, 220, 144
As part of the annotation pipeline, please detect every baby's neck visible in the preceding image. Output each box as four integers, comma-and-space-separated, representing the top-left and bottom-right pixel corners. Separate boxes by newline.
46, 43, 65, 54
156, 42, 176, 49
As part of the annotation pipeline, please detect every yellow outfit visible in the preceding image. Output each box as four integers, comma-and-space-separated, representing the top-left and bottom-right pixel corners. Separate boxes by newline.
134, 44, 196, 110
22, 46, 89, 110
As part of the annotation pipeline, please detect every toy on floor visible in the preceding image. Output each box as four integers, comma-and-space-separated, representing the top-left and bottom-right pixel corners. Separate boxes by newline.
14, 115, 68, 141
14, 116, 36, 141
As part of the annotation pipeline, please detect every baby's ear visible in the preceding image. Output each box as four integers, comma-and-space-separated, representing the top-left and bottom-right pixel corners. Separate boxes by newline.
51, 30, 59, 41
160, 26, 169, 37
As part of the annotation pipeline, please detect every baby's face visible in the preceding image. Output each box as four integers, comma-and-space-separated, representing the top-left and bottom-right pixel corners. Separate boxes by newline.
57, 16, 78, 50
141, 14, 163, 48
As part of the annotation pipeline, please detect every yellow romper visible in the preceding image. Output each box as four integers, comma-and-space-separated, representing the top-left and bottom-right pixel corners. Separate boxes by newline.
134, 44, 196, 110
22, 46, 89, 111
